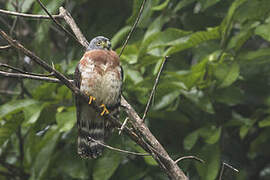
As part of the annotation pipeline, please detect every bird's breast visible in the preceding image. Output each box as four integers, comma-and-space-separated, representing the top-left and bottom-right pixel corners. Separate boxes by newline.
79, 62, 122, 106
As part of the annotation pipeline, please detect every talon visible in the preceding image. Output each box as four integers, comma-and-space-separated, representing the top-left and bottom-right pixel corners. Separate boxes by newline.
88, 96, 96, 104
100, 104, 109, 116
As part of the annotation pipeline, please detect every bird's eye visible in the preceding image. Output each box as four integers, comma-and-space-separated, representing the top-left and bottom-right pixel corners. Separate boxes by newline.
96, 42, 101, 46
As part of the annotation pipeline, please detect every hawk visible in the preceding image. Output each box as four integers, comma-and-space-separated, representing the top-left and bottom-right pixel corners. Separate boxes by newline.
74, 36, 123, 158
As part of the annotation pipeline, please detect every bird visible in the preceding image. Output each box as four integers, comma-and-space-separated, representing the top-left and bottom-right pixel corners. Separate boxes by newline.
74, 36, 123, 158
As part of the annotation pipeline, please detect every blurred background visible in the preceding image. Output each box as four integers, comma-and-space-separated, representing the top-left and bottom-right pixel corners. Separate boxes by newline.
1, 0, 270, 179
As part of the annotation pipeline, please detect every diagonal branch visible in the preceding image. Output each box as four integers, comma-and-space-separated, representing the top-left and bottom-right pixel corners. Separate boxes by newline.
0, 29, 80, 94
36, 0, 83, 47
59, 7, 89, 48
142, 56, 168, 122
119, 0, 147, 57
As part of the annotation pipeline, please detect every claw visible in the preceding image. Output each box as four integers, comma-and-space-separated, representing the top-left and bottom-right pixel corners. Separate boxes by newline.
88, 96, 96, 104
100, 104, 109, 116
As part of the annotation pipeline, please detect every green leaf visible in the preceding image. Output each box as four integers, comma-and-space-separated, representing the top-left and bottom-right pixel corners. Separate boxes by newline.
199, 0, 221, 11
214, 86, 244, 106
238, 48, 270, 61
139, 15, 169, 57
258, 116, 270, 127
0, 116, 24, 146
148, 28, 192, 50
214, 62, 239, 88
0, 99, 38, 120
255, 22, 270, 42
21, 0, 35, 12
183, 130, 199, 150
199, 126, 221, 144
111, 26, 132, 49
127, 0, 158, 28
125, 69, 143, 84
56, 108, 76, 132
30, 126, 60, 180
195, 144, 220, 180
173, 0, 197, 13
240, 125, 250, 139
152, 0, 170, 11
205, 127, 221, 144
220, 0, 248, 45
165, 27, 220, 56
93, 151, 122, 180
181, 89, 214, 114
23, 103, 46, 126
144, 156, 158, 166
153, 91, 180, 110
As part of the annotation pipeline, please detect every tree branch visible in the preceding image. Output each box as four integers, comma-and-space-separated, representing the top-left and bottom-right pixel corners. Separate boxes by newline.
35, 0, 81, 46
0, 8, 63, 19
59, 7, 89, 48
0, 70, 62, 83
142, 56, 168, 122
119, 0, 147, 57
175, 156, 205, 164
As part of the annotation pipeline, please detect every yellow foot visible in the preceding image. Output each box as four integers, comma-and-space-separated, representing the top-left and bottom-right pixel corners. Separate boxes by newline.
99, 104, 109, 116
88, 96, 96, 104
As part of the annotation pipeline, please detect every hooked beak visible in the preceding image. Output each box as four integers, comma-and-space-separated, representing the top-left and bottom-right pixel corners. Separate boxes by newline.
101, 40, 111, 50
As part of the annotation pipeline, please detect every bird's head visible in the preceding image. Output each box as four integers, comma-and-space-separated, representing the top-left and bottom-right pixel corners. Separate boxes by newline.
87, 36, 111, 51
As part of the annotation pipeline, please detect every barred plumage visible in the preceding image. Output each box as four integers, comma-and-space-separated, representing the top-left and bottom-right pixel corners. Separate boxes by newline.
74, 36, 122, 158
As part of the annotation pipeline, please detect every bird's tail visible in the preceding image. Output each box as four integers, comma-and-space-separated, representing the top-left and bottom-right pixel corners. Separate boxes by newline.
77, 106, 105, 159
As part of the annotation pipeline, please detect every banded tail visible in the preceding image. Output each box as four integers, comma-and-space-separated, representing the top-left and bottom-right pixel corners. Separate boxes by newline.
77, 105, 105, 159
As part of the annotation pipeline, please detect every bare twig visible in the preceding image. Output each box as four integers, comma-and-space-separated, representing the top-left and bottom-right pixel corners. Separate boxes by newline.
119, 0, 147, 56
219, 162, 239, 180
0, 45, 11, 49
119, 117, 129, 135
88, 137, 150, 156
142, 56, 168, 122
175, 155, 205, 164
59, 7, 89, 48
36, 0, 81, 47
0, 9, 63, 19
0, 29, 79, 94
0, 70, 62, 83
0, 63, 54, 77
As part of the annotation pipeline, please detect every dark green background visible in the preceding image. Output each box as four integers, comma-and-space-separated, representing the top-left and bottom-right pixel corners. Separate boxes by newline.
1, 0, 270, 179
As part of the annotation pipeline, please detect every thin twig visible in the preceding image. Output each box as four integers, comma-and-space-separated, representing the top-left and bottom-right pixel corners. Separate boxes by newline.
0, 29, 79, 94
0, 45, 11, 49
119, 117, 129, 135
142, 56, 168, 122
88, 137, 150, 156
35, 0, 82, 47
218, 162, 239, 180
0, 9, 63, 19
175, 155, 205, 164
0, 63, 54, 77
0, 70, 62, 83
119, 0, 147, 57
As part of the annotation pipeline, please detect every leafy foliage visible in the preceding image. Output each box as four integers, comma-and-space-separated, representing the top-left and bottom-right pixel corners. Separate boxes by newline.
1, 0, 270, 179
